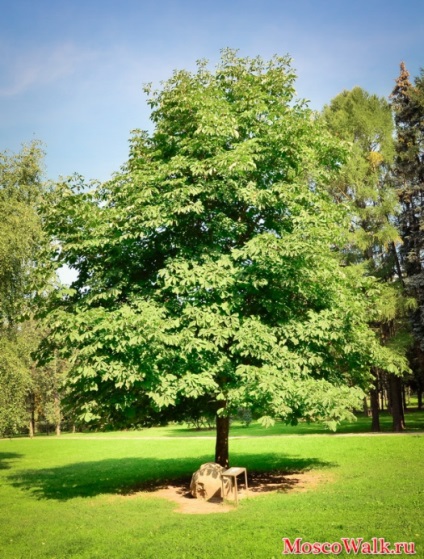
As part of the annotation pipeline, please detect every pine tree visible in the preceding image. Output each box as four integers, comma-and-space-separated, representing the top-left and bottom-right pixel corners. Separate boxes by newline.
391, 63, 424, 320
391, 63, 424, 420
323, 87, 411, 432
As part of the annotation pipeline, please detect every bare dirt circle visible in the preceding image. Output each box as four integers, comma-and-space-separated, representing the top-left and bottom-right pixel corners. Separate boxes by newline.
139, 470, 330, 514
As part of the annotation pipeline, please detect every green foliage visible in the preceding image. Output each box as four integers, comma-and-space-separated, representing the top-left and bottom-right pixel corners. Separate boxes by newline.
0, 142, 48, 325
0, 333, 31, 435
322, 87, 399, 267
0, 143, 57, 436
0, 320, 68, 437
323, 86, 413, 425
44, 51, 408, 440
391, 63, 424, 344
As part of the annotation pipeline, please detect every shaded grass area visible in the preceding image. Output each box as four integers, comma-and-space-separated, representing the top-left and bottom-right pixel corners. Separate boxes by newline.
7, 453, 332, 501
0, 434, 423, 558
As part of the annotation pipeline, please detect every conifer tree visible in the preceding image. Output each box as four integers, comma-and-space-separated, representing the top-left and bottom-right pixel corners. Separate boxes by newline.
391, 63, 424, 418
323, 87, 411, 432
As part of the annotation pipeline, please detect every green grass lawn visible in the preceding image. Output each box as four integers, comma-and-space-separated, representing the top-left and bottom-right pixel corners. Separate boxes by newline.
52, 407, 424, 438
1, 418, 423, 558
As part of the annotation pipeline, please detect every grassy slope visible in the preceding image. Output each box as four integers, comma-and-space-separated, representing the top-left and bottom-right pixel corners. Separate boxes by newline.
0, 429, 423, 559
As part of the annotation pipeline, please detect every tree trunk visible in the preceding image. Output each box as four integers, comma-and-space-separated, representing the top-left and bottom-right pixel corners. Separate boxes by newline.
391, 241, 405, 287
389, 374, 405, 432
370, 369, 380, 432
363, 397, 369, 417
215, 413, 230, 468
29, 415, 35, 438
54, 392, 61, 436
418, 388, 423, 410
28, 393, 35, 438
387, 380, 392, 414
370, 391, 380, 433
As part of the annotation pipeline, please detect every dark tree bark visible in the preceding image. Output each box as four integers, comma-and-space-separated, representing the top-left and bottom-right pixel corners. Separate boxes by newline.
391, 242, 405, 287
370, 370, 381, 432
387, 377, 393, 414
389, 374, 406, 432
215, 412, 230, 468
402, 384, 408, 412
409, 343, 424, 410
418, 389, 423, 410
363, 397, 369, 417
380, 388, 385, 412
370, 389, 381, 432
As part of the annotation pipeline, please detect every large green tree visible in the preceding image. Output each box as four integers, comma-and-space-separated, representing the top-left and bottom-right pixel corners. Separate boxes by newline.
44, 51, 407, 465
391, 64, 424, 327
391, 63, 424, 414
0, 143, 52, 436
323, 87, 412, 432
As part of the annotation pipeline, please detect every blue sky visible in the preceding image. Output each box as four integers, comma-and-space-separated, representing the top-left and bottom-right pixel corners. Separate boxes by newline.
1, 0, 424, 183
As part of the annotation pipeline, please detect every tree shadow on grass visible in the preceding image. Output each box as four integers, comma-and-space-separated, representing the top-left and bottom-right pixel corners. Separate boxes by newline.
7, 453, 335, 501
0, 452, 23, 470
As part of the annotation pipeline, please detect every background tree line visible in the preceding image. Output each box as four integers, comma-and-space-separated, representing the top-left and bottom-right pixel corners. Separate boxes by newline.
1, 54, 423, 461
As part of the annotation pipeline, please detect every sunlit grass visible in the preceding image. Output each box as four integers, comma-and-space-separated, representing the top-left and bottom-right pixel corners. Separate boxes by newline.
48, 407, 424, 439
0, 426, 423, 558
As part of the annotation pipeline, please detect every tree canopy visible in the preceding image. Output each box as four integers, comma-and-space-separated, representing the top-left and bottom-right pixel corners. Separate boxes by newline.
322, 86, 398, 268
43, 51, 408, 465
323, 86, 413, 432
391, 63, 424, 338
0, 142, 52, 436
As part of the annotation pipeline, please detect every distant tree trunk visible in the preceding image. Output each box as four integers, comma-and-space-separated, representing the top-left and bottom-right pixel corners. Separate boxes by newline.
387, 380, 393, 414
370, 395, 380, 432
28, 392, 35, 438
215, 404, 230, 468
379, 373, 388, 411
417, 348, 424, 410
370, 390, 381, 432
389, 375, 405, 432
54, 392, 61, 436
53, 351, 61, 436
370, 369, 380, 432
391, 241, 405, 287
363, 397, 369, 417
29, 414, 35, 438
380, 388, 385, 411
